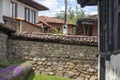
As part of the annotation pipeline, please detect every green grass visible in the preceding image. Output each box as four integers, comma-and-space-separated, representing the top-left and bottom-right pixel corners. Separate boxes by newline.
27, 72, 70, 80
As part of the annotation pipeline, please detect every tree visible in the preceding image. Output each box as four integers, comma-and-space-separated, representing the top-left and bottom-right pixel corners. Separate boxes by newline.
55, 6, 86, 24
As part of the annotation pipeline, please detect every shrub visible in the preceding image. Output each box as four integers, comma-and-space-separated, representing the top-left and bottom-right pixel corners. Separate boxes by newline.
0, 60, 20, 68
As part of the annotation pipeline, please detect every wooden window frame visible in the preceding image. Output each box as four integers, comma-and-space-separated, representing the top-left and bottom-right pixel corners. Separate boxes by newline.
25, 8, 30, 22
10, 1, 17, 18
31, 10, 36, 24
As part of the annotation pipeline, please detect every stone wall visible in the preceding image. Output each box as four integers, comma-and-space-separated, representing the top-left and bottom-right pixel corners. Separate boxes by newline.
0, 32, 8, 61
0, 23, 98, 80
8, 38, 98, 80
0, 23, 15, 62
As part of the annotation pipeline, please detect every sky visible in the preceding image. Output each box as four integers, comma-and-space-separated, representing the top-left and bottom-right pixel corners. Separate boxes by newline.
34, 0, 97, 17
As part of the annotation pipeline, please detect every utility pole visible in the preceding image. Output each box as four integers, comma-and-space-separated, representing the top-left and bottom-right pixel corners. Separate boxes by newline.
64, 0, 67, 24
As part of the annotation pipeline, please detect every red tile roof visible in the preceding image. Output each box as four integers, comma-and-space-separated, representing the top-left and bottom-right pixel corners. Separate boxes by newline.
38, 16, 75, 25
78, 14, 98, 20
37, 19, 51, 27
11, 32, 98, 46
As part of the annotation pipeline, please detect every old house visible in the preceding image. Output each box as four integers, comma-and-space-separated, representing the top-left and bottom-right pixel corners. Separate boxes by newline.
76, 15, 98, 36
77, 0, 120, 80
0, 0, 49, 33
38, 16, 76, 35
37, 19, 52, 33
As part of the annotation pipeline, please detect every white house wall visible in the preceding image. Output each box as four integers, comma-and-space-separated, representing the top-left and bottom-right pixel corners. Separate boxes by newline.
13, 0, 38, 23
2, 0, 11, 17
0, 0, 3, 23
105, 54, 120, 80
0, 0, 39, 23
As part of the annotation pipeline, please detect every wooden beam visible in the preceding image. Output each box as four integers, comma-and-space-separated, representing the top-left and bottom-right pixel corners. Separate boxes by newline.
81, 0, 90, 7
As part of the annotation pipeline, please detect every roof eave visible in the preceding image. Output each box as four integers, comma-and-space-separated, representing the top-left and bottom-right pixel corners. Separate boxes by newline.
17, 0, 49, 11
77, 0, 97, 8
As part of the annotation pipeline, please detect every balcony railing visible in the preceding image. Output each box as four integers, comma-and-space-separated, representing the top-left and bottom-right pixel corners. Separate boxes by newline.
3, 16, 43, 33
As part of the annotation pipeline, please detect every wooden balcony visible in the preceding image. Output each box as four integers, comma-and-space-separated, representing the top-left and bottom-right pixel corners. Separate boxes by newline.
3, 16, 43, 33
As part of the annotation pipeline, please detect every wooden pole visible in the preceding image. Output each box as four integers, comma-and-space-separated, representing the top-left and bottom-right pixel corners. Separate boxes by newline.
64, 0, 67, 24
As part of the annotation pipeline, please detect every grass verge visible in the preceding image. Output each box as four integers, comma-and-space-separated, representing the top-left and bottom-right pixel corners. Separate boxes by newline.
27, 72, 70, 80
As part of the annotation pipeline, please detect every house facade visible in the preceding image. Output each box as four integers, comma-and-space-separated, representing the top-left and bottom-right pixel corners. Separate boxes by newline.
76, 15, 98, 36
77, 0, 120, 80
0, 0, 48, 32
38, 16, 76, 35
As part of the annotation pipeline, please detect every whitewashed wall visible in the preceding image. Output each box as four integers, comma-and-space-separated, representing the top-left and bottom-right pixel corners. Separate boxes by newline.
3, 0, 11, 17
0, 0, 39, 23
13, 0, 38, 23
105, 54, 120, 80
0, 0, 3, 23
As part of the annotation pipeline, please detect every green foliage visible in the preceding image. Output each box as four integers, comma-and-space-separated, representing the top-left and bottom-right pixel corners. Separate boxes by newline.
0, 60, 21, 68
27, 72, 70, 80
56, 13, 64, 20
52, 28, 63, 34
72, 27, 76, 35
56, 6, 86, 24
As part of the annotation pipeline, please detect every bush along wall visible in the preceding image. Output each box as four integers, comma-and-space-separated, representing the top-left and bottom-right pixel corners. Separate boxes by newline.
0, 62, 32, 80
8, 32, 98, 80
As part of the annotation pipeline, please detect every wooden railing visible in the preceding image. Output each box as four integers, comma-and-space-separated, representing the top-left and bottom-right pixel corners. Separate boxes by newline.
3, 16, 43, 33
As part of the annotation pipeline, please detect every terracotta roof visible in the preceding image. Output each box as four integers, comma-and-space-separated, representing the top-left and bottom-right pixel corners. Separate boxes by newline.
78, 14, 98, 20
0, 23, 98, 46
37, 19, 51, 27
38, 16, 75, 25
17, 0, 49, 10
10, 32, 98, 46
77, 15, 98, 24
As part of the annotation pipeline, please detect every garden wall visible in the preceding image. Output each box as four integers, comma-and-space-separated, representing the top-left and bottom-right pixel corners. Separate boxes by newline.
0, 23, 98, 80
8, 32, 98, 80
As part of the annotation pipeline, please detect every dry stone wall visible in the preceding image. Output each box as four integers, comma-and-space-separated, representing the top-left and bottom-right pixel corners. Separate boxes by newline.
8, 39, 98, 80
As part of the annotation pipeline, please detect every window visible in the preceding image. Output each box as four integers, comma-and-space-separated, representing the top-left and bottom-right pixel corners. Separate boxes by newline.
10, 2, 17, 18
25, 8, 30, 22
25, 8, 36, 23
31, 10, 36, 24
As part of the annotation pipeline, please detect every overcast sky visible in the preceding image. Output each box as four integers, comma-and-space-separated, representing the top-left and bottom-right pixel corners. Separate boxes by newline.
34, 0, 97, 17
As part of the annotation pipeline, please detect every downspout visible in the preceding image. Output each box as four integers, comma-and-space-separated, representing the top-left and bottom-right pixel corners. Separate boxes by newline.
98, 0, 100, 79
